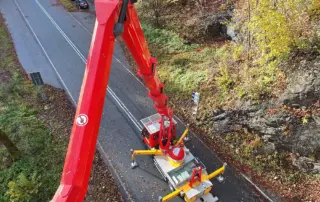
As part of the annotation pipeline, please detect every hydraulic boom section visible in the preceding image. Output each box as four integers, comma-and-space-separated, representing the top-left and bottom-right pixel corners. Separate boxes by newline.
118, 0, 176, 150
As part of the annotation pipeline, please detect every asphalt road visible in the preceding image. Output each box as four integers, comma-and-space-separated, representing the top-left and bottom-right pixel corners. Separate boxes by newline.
0, 0, 274, 201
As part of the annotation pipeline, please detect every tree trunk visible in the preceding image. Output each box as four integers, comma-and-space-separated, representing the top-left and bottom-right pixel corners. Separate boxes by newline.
0, 129, 21, 161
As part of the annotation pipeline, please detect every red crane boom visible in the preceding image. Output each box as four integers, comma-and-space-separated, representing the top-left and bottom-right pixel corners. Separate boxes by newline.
52, 0, 174, 201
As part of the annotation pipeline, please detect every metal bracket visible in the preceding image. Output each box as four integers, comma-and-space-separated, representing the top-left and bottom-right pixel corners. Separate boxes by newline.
183, 136, 191, 142
114, 0, 129, 37
217, 175, 225, 183
131, 161, 139, 169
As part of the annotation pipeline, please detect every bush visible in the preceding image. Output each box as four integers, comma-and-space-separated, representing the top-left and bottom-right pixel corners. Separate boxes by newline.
5, 173, 41, 202
136, 0, 185, 27
216, 67, 234, 96
249, 0, 293, 64
0, 100, 63, 201
237, 0, 319, 63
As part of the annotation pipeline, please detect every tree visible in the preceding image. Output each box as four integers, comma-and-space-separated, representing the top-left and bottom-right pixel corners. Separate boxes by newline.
138, 0, 187, 27
0, 129, 21, 161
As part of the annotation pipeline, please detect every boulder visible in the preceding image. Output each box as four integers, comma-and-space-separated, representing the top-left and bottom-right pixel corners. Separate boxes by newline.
279, 58, 320, 107
293, 157, 320, 174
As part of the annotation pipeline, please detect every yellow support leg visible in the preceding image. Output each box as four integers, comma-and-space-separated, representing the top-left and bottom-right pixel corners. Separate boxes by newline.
160, 189, 182, 202
203, 163, 227, 181
175, 128, 189, 146
131, 149, 163, 161
131, 149, 164, 168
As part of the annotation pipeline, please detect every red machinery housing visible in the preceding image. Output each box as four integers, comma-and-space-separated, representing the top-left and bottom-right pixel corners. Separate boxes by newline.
52, 0, 178, 201
140, 113, 177, 149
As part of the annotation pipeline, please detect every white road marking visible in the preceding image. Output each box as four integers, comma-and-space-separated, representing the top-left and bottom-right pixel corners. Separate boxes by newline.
241, 174, 274, 202
34, 0, 142, 131
108, 90, 142, 130
68, 12, 92, 34
112, 56, 145, 86
13, 0, 133, 200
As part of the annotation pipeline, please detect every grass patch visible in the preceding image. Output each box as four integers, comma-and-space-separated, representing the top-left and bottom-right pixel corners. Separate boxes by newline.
142, 24, 211, 99
0, 14, 70, 202
142, 24, 199, 55
58, 0, 78, 12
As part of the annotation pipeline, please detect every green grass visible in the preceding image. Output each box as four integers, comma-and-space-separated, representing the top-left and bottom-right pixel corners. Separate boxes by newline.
142, 24, 211, 99
0, 16, 68, 202
142, 24, 199, 55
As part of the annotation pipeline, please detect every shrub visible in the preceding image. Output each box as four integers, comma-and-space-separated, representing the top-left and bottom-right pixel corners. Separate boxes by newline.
216, 65, 234, 95
5, 173, 41, 202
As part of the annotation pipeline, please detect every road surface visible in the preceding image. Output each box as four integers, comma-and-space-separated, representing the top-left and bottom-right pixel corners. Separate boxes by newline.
0, 0, 275, 201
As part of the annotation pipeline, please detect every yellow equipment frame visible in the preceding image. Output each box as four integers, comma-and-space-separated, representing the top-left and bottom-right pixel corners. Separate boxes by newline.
131, 128, 189, 163
131, 148, 163, 162
160, 163, 227, 202
131, 128, 226, 202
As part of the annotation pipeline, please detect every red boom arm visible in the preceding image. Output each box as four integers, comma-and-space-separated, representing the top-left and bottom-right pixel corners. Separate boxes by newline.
52, 0, 173, 201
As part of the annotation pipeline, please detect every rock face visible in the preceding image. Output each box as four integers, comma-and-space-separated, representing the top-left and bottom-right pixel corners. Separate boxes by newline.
212, 57, 320, 174
279, 59, 320, 107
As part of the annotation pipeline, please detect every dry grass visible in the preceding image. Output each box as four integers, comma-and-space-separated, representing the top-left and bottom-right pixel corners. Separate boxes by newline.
59, 0, 78, 12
